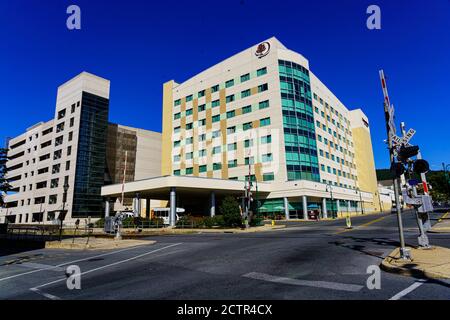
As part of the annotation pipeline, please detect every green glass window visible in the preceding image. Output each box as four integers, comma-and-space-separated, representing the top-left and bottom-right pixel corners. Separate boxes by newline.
212, 99, 220, 108
242, 105, 252, 114
257, 67, 267, 76
227, 110, 235, 119
260, 117, 270, 127
241, 89, 251, 98
212, 115, 220, 123
198, 90, 205, 98
173, 140, 180, 147
259, 100, 269, 109
174, 126, 180, 134
186, 137, 193, 144
186, 108, 193, 116
226, 94, 235, 103
257, 83, 268, 93
245, 157, 254, 165
262, 153, 273, 162
198, 119, 206, 126
227, 143, 237, 151
228, 159, 237, 168
211, 84, 219, 93
243, 122, 253, 131
199, 134, 206, 141
261, 135, 271, 144
263, 172, 274, 181
198, 104, 206, 112
173, 170, 181, 176
199, 149, 207, 157
186, 95, 193, 102
244, 139, 253, 148
174, 113, 181, 120
241, 73, 250, 82
186, 152, 193, 160
186, 167, 193, 175
186, 123, 193, 130
213, 163, 222, 171
199, 165, 207, 173
321, 164, 325, 171
227, 126, 236, 134
174, 99, 181, 106
225, 79, 234, 88
212, 146, 221, 154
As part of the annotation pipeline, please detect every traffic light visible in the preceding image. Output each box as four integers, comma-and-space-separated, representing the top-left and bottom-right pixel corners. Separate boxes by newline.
390, 162, 405, 178
397, 145, 420, 163
413, 159, 430, 174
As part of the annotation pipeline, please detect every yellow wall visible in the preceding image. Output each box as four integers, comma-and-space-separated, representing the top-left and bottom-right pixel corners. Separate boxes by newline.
161, 81, 174, 175
352, 127, 381, 213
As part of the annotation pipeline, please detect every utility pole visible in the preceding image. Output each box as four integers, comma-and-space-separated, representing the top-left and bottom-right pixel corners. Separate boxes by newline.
379, 70, 410, 260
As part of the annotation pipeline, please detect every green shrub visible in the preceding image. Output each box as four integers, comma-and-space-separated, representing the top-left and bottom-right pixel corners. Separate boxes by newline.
219, 196, 242, 227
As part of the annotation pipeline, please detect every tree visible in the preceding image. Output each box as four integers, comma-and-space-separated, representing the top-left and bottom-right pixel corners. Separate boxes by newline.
0, 148, 11, 207
219, 196, 242, 227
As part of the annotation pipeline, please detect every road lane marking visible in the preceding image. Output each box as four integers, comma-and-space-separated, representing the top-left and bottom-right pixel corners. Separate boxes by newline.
19, 263, 65, 272
31, 243, 182, 290
243, 272, 364, 292
438, 212, 449, 222
30, 288, 61, 300
0, 242, 158, 282
335, 215, 388, 234
389, 280, 427, 300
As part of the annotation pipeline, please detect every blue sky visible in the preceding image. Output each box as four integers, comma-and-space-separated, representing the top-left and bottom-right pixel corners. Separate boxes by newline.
0, 0, 449, 169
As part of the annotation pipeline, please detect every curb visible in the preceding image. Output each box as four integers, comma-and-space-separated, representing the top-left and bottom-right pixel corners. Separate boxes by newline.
45, 239, 156, 250
380, 247, 450, 280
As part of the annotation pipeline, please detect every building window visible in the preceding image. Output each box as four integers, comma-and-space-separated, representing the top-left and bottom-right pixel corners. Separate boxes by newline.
67, 146, 72, 156
259, 100, 269, 109
212, 146, 221, 154
174, 112, 181, 120
56, 122, 65, 133
244, 139, 253, 148
262, 153, 273, 162
52, 164, 61, 174
174, 99, 181, 106
227, 143, 237, 151
199, 134, 206, 141
53, 150, 62, 160
212, 130, 220, 138
186, 123, 193, 130
245, 157, 254, 165
174, 141, 180, 148
226, 110, 235, 119
257, 83, 268, 93
71, 104, 76, 113
66, 161, 70, 171
186, 152, 193, 160
186, 95, 193, 102
242, 105, 252, 114
213, 163, 222, 171
50, 178, 59, 189
198, 119, 206, 126
36, 181, 47, 189
186, 137, 193, 144
226, 94, 235, 103
198, 104, 206, 112
241, 73, 250, 82
212, 115, 220, 123
70, 117, 74, 127
225, 79, 234, 88
198, 90, 205, 98
241, 89, 251, 98
173, 155, 180, 162
186, 167, 193, 175
260, 117, 270, 127
227, 126, 236, 134
199, 149, 207, 157
68, 132, 73, 142
173, 170, 181, 176
186, 109, 193, 116
174, 126, 181, 134
199, 165, 207, 173
211, 85, 219, 93
212, 99, 220, 108
243, 122, 253, 131
55, 136, 63, 147
57, 109, 66, 120
263, 172, 274, 181
261, 135, 272, 144
228, 159, 237, 168
48, 195, 58, 205
257, 67, 267, 76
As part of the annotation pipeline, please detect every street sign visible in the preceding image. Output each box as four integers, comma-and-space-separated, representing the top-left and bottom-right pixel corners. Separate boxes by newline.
391, 128, 416, 152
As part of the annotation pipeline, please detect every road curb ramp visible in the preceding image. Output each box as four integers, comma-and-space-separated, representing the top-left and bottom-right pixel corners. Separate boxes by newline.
381, 246, 450, 279
45, 238, 155, 250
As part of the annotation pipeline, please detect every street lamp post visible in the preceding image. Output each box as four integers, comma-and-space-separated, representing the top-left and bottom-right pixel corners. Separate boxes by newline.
326, 183, 335, 219
356, 188, 364, 215
59, 183, 69, 242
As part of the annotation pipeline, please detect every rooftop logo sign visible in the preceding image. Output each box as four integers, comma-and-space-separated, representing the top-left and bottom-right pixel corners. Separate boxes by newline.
255, 42, 270, 58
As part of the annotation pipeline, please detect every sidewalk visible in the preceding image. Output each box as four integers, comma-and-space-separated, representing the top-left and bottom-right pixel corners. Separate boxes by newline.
45, 237, 155, 250
429, 212, 450, 233
381, 246, 450, 279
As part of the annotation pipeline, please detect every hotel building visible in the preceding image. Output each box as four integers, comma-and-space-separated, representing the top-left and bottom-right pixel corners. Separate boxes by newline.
153, 37, 380, 218
0, 72, 162, 224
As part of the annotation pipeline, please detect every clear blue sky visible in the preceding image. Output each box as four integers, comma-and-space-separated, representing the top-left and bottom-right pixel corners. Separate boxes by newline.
1, 0, 449, 169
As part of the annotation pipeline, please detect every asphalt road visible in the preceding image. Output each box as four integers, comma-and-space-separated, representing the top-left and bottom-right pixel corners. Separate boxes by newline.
0, 210, 449, 300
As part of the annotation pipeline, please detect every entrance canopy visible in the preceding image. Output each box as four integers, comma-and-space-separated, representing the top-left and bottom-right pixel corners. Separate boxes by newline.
101, 175, 272, 201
